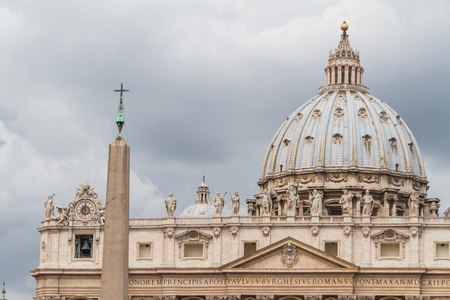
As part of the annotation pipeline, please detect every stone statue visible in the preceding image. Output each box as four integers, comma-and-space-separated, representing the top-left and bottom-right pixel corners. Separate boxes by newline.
56, 206, 70, 226
287, 185, 297, 216
213, 191, 224, 216
409, 192, 420, 216
44, 195, 54, 220
231, 191, 240, 216
362, 190, 374, 216
261, 190, 271, 216
165, 193, 177, 217
96, 206, 106, 225
309, 189, 323, 216
339, 189, 352, 215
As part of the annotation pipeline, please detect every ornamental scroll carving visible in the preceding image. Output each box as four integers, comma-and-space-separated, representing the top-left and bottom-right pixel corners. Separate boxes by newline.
154, 296, 177, 300
213, 227, 221, 238
304, 296, 322, 300
229, 226, 239, 239
280, 242, 300, 268
206, 296, 227, 300
339, 296, 357, 300
275, 178, 288, 188
388, 177, 404, 187
362, 227, 371, 238
343, 226, 353, 238
327, 173, 347, 182
358, 175, 379, 183
297, 175, 315, 184
54, 182, 105, 226
225, 296, 241, 300
256, 295, 274, 300
412, 182, 421, 191
164, 228, 174, 239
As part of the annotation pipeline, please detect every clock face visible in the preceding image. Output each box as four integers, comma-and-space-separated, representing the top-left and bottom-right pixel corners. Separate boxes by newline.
76, 200, 95, 220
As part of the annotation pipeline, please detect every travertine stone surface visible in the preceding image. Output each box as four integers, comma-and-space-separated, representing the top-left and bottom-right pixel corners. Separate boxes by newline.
100, 137, 130, 300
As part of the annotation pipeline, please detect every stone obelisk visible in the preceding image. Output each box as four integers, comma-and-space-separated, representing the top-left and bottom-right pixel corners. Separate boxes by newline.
101, 83, 130, 300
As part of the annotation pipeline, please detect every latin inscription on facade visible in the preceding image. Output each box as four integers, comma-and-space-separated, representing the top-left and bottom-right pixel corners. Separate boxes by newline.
128, 277, 450, 287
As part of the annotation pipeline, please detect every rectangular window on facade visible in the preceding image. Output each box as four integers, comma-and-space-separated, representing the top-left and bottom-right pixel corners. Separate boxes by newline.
184, 243, 203, 258
380, 243, 400, 258
244, 242, 257, 256
75, 235, 93, 258
138, 243, 152, 259
436, 243, 449, 259
325, 242, 338, 256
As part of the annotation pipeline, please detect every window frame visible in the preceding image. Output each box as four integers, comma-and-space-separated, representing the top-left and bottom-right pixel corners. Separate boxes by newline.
182, 242, 206, 260
243, 241, 258, 256
434, 242, 450, 260
137, 242, 153, 260
323, 241, 339, 257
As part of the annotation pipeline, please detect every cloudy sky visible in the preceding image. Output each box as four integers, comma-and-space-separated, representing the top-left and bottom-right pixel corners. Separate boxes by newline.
0, 0, 449, 299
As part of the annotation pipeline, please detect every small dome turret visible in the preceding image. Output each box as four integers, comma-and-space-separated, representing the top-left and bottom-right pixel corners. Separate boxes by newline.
179, 176, 215, 218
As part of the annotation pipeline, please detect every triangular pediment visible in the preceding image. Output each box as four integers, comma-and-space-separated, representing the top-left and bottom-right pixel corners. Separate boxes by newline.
222, 237, 358, 272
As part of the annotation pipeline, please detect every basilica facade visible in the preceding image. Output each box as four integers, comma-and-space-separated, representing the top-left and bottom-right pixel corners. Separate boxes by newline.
31, 23, 450, 300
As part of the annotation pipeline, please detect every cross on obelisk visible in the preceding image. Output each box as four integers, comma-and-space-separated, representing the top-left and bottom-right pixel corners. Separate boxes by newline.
341, 9, 349, 21
114, 82, 130, 103
114, 83, 130, 134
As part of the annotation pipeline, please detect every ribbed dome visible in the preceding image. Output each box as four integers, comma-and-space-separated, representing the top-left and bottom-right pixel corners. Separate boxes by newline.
260, 24, 426, 181
260, 90, 426, 178
179, 202, 215, 218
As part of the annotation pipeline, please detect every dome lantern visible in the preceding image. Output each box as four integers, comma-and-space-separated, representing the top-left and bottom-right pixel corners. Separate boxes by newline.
320, 22, 367, 94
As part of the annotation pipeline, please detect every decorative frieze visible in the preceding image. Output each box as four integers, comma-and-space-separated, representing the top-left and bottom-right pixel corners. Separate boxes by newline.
304, 295, 322, 300
297, 175, 315, 184
206, 296, 226, 300
358, 175, 379, 183
327, 173, 347, 182
256, 295, 274, 300
388, 176, 404, 187
154, 296, 177, 300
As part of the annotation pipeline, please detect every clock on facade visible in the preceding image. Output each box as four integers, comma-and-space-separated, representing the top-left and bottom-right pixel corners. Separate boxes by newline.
75, 200, 95, 220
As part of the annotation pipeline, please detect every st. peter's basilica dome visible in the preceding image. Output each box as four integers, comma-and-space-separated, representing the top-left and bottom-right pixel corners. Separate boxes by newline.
249, 22, 435, 218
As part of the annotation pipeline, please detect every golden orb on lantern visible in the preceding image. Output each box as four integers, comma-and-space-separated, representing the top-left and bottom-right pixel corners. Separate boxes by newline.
341, 21, 348, 31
